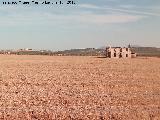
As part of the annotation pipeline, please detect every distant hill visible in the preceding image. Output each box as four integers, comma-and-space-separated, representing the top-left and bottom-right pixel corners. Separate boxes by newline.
0, 47, 160, 57
53, 48, 105, 56
53, 47, 160, 57
130, 45, 142, 47
131, 47, 160, 57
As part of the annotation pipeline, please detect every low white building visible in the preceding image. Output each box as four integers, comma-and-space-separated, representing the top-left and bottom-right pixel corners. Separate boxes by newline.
106, 46, 136, 58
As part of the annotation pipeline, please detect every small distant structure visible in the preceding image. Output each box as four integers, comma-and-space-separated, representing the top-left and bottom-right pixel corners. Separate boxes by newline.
25, 48, 33, 51
106, 45, 136, 58
17, 48, 33, 52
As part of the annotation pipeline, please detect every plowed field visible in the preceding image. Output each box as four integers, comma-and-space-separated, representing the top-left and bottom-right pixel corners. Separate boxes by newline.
0, 55, 160, 119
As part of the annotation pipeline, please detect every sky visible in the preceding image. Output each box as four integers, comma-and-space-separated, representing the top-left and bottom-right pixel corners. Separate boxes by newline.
0, 0, 160, 50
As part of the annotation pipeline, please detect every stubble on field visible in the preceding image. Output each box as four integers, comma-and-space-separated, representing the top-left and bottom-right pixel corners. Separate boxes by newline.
0, 55, 160, 119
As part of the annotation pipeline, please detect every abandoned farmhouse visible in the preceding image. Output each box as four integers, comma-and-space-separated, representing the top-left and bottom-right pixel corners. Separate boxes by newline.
106, 46, 136, 58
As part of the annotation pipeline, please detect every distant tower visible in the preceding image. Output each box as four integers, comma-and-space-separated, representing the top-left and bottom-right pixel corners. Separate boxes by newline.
128, 44, 131, 48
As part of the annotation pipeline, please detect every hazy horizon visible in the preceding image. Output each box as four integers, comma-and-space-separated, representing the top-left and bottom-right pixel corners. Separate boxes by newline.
0, 0, 160, 50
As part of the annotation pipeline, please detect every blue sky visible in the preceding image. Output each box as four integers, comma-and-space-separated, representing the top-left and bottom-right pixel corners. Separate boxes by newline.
0, 0, 160, 50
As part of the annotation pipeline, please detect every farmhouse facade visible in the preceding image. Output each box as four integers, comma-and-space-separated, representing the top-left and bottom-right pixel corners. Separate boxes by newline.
106, 46, 136, 58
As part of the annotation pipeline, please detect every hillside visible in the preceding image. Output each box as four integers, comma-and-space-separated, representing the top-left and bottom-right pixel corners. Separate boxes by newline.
131, 47, 160, 57
0, 47, 160, 57
53, 47, 160, 57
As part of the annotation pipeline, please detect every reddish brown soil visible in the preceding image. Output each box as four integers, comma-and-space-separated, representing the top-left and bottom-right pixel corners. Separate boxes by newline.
0, 55, 160, 119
